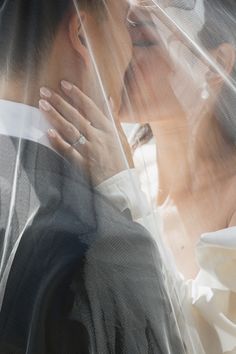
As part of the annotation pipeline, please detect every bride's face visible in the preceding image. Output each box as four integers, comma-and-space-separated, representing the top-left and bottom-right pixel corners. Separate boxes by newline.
119, 6, 208, 124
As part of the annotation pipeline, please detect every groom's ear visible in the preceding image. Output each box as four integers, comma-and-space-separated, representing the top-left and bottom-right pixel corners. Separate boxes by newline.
69, 12, 90, 67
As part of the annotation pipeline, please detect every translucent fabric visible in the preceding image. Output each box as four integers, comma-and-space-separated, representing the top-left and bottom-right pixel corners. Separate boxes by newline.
0, 0, 191, 353
0, 0, 235, 353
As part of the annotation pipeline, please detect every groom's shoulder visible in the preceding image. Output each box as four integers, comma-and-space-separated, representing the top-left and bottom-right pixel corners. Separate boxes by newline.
0, 135, 147, 236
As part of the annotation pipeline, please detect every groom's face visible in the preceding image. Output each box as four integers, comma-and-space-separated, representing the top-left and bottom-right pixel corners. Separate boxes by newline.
82, 0, 132, 111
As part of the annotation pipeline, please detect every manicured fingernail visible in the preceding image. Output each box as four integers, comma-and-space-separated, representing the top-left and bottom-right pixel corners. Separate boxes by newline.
61, 80, 73, 91
48, 129, 57, 138
39, 99, 51, 111
40, 87, 52, 98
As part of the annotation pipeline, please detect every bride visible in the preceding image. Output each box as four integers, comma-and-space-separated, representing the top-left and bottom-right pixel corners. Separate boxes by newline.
38, 0, 236, 352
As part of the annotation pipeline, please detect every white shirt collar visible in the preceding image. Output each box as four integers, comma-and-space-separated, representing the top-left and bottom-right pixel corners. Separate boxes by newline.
0, 99, 55, 152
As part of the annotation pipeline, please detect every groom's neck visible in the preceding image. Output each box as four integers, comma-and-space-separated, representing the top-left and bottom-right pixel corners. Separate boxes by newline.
0, 71, 60, 108
0, 82, 38, 108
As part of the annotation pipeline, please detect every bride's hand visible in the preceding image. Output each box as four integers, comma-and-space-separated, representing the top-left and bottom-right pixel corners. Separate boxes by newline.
39, 81, 133, 186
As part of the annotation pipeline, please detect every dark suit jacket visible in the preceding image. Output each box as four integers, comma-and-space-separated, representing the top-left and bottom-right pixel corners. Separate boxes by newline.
0, 135, 185, 354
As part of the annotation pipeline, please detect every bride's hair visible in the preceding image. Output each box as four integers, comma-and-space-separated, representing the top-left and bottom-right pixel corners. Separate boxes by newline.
199, 0, 236, 143
131, 0, 236, 150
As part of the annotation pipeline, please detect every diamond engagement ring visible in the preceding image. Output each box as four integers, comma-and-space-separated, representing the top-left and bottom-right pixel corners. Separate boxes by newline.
72, 133, 86, 148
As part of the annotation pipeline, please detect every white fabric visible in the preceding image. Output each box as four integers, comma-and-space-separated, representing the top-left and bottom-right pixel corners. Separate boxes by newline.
96, 168, 151, 220
0, 99, 54, 151
189, 228, 236, 353
98, 168, 236, 354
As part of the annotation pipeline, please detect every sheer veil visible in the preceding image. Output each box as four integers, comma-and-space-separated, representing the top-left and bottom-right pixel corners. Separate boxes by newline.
0, 0, 235, 352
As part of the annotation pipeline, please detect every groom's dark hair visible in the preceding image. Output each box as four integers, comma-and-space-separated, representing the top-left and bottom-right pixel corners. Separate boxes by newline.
0, 0, 104, 76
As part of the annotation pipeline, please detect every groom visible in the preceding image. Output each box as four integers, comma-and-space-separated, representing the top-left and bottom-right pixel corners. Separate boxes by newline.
0, 0, 184, 353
